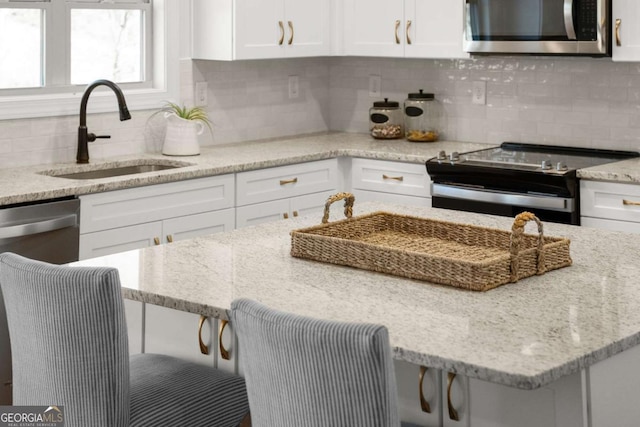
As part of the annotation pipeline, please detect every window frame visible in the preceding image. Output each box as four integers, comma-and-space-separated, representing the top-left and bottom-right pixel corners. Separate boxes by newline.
0, 0, 179, 120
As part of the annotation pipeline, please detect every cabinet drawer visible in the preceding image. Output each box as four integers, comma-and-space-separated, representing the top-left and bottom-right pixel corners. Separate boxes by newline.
580, 180, 640, 223
80, 175, 235, 233
236, 159, 338, 206
351, 158, 430, 197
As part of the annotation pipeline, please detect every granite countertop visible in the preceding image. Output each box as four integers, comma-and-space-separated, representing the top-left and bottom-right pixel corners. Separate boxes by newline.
3, 131, 639, 207
0, 132, 491, 207
74, 202, 640, 391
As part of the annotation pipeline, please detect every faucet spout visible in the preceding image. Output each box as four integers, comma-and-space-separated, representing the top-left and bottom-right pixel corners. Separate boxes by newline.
77, 79, 131, 164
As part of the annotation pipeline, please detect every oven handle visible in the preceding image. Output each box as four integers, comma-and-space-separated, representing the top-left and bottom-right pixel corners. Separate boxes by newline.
431, 184, 574, 213
564, 0, 577, 40
0, 214, 77, 240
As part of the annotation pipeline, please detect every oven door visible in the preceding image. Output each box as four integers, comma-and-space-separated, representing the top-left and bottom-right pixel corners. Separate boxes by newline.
464, 0, 609, 56
432, 183, 579, 225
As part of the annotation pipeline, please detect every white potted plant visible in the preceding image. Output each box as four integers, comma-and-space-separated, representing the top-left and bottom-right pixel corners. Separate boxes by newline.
159, 102, 213, 156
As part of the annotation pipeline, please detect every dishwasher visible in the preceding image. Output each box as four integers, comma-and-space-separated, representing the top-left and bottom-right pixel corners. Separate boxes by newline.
0, 197, 80, 405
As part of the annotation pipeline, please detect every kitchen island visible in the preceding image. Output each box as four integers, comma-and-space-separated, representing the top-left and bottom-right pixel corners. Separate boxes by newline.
74, 201, 640, 426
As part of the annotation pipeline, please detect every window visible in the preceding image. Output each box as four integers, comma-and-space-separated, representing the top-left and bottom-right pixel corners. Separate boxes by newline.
0, 0, 179, 119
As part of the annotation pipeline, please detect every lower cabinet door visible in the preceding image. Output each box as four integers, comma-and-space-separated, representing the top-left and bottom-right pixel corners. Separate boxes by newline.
442, 371, 470, 427
466, 371, 584, 427
236, 199, 290, 228
394, 360, 442, 427
162, 208, 235, 243
79, 221, 163, 260
124, 300, 144, 355
589, 344, 640, 427
144, 304, 216, 367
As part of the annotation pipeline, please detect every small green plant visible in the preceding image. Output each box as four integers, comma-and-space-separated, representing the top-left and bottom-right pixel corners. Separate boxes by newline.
159, 102, 213, 133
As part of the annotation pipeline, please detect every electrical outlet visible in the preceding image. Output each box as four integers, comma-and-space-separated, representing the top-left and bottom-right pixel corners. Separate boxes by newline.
369, 75, 381, 97
472, 81, 486, 105
195, 82, 208, 107
288, 75, 299, 99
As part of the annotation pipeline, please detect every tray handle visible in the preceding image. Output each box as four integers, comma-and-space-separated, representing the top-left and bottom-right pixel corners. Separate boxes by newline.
510, 211, 546, 282
321, 192, 355, 224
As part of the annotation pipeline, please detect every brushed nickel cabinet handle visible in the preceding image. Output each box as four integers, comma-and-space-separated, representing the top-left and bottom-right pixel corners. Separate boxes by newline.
623, 199, 640, 206
280, 177, 298, 185
153, 237, 160, 245
615, 18, 622, 47
419, 366, 431, 413
406, 20, 412, 45
447, 372, 460, 421
395, 20, 401, 44
383, 174, 404, 182
278, 21, 285, 45
166, 235, 173, 243
219, 319, 231, 360
288, 20, 294, 45
198, 315, 210, 355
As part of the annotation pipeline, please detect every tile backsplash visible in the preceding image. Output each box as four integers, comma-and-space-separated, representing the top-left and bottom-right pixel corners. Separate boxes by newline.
3, 55, 640, 168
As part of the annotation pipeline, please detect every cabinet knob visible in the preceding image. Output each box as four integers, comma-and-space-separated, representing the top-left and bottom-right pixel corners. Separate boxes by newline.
278, 21, 285, 45
382, 174, 404, 182
283, 212, 289, 219
219, 319, 231, 360
447, 372, 461, 421
198, 315, 210, 355
419, 366, 431, 413
280, 177, 298, 186
293, 211, 299, 217
166, 235, 174, 243
394, 20, 401, 44
288, 20, 294, 45
153, 237, 160, 245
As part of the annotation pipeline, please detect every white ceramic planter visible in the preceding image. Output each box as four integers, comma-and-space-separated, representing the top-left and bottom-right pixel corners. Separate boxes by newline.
162, 113, 203, 156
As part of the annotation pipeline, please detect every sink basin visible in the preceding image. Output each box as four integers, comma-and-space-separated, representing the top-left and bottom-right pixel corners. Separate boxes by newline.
40, 160, 194, 180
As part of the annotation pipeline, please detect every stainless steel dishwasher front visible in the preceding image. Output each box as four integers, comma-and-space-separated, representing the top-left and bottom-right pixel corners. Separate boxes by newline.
0, 197, 80, 405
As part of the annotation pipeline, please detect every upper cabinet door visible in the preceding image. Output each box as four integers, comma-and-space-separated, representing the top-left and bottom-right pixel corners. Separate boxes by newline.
192, 0, 330, 60
234, 0, 286, 59
283, 0, 331, 57
404, 0, 469, 59
343, 0, 405, 57
612, 0, 640, 61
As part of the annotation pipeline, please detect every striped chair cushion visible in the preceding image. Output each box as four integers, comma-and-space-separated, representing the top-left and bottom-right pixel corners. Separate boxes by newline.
230, 298, 401, 427
129, 354, 249, 427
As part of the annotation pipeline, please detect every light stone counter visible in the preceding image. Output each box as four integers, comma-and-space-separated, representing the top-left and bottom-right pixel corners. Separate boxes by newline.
74, 202, 640, 391
578, 156, 640, 183
0, 132, 491, 206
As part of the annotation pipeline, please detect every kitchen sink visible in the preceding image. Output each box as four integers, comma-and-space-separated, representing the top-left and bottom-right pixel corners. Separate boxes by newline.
40, 160, 195, 180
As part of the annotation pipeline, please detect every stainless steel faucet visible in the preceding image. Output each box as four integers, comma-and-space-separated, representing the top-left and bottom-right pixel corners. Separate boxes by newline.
77, 79, 131, 164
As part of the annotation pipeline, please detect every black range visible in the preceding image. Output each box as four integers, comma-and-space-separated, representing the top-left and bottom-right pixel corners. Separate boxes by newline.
426, 142, 639, 225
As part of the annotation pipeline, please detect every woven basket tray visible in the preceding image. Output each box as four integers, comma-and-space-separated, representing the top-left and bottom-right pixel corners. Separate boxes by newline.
290, 193, 572, 291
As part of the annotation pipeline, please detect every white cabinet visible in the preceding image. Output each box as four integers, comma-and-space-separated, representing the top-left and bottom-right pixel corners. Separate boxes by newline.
236, 159, 340, 228
612, 0, 640, 61
466, 372, 584, 427
351, 158, 431, 207
580, 180, 640, 233
79, 175, 235, 259
395, 361, 442, 426
192, 0, 331, 60
343, 0, 468, 58
588, 344, 640, 427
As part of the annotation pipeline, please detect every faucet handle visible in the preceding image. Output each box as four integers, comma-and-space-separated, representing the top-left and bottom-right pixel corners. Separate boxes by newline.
87, 133, 111, 142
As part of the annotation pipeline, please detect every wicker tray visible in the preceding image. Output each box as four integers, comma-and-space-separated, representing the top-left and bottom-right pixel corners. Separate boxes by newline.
290, 193, 572, 291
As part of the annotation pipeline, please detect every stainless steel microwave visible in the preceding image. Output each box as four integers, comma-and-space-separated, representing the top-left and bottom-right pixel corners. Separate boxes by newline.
463, 0, 611, 56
